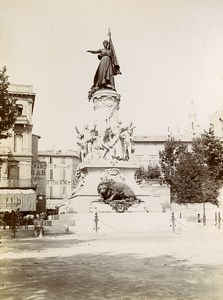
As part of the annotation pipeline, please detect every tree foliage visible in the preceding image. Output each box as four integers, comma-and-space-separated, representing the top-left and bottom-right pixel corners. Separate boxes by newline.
0, 66, 19, 139
174, 152, 202, 203
159, 132, 223, 205
192, 128, 223, 181
135, 164, 161, 182
159, 137, 187, 187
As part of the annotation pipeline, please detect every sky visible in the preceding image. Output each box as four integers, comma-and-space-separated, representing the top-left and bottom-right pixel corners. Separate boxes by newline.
0, 0, 223, 150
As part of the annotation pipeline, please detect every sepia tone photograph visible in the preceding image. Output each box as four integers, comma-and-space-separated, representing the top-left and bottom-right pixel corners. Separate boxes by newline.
0, 0, 223, 299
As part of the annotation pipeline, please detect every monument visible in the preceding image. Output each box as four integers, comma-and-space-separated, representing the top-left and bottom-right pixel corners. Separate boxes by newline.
66, 30, 149, 213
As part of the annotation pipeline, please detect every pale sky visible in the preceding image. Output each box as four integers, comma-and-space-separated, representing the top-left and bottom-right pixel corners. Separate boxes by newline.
1, 0, 223, 150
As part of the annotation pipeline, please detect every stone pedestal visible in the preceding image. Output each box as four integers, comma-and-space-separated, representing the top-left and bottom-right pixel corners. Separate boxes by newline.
92, 89, 120, 137
66, 88, 151, 214
67, 159, 150, 213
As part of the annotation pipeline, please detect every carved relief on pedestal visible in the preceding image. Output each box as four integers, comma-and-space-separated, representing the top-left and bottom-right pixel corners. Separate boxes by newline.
92, 94, 120, 111
70, 167, 88, 197
92, 90, 120, 129
101, 168, 125, 183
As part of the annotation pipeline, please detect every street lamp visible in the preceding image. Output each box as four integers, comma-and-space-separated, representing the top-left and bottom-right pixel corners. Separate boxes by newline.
201, 183, 206, 226
203, 199, 206, 226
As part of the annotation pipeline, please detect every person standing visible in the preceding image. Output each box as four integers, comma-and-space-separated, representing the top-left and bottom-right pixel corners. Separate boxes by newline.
10, 210, 16, 237
33, 214, 44, 238
3, 211, 9, 229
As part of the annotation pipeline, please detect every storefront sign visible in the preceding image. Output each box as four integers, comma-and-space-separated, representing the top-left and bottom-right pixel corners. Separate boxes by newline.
47, 180, 71, 185
0, 189, 36, 211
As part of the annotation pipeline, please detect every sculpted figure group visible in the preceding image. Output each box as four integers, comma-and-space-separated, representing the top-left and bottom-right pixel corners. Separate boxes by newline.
75, 121, 135, 162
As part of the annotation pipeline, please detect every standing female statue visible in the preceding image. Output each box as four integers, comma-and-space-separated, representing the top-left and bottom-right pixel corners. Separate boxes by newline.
87, 31, 121, 100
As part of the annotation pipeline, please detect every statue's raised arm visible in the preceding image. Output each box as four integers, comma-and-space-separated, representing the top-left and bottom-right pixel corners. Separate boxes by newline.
87, 50, 101, 54
87, 31, 121, 100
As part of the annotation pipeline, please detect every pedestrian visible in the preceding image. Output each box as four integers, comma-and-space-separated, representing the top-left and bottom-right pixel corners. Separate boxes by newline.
33, 214, 44, 238
10, 210, 16, 235
15, 208, 22, 227
3, 211, 10, 229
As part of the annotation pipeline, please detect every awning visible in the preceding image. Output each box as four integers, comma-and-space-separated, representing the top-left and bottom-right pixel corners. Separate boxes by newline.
0, 189, 36, 212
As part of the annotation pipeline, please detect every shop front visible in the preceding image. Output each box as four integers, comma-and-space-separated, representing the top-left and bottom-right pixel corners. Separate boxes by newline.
0, 189, 36, 212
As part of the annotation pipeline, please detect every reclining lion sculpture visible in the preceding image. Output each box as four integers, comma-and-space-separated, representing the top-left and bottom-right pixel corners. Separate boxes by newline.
97, 179, 140, 208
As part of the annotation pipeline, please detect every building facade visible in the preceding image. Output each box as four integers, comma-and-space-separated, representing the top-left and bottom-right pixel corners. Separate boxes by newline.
38, 150, 80, 209
0, 84, 37, 212
134, 134, 193, 167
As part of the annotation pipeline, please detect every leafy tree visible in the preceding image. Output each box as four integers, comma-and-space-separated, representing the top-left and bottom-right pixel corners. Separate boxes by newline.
191, 128, 223, 205
174, 152, 202, 203
192, 128, 223, 182
174, 153, 219, 205
159, 137, 187, 195
135, 166, 146, 182
135, 164, 161, 182
146, 164, 161, 179
159, 131, 223, 205
0, 66, 19, 139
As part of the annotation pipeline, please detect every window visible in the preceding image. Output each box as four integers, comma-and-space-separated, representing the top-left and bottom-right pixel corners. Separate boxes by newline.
50, 169, 53, 180
17, 104, 23, 116
8, 163, 19, 180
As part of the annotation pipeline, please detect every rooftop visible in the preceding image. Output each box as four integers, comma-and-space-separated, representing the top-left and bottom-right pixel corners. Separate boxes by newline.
134, 134, 194, 143
38, 149, 79, 157
8, 84, 34, 94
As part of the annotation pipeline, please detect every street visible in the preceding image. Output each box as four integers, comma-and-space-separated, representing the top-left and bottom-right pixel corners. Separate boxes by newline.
1, 226, 223, 300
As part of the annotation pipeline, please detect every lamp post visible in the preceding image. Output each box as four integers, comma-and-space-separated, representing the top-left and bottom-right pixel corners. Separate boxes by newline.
202, 183, 206, 226
203, 200, 206, 226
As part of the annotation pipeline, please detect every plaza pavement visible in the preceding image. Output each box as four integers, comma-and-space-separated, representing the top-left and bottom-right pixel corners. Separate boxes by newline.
0, 224, 223, 300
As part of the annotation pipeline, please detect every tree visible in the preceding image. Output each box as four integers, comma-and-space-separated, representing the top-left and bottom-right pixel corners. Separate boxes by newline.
0, 66, 19, 139
159, 137, 187, 198
159, 131, 223, 205
174, 152, 205, 204
192, 128, 223, 182
135, 164, 161, 182
191, 128, 223, 205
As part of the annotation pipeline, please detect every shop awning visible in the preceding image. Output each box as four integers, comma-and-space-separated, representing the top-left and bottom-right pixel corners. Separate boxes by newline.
0, 189, 36, 212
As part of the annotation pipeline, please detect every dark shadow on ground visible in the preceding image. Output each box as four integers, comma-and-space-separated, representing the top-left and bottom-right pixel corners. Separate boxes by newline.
0, 235, 96, 255
1, 250, 223, 300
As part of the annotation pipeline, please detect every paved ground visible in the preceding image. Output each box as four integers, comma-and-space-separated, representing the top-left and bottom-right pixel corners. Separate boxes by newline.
1, 226, 223, 300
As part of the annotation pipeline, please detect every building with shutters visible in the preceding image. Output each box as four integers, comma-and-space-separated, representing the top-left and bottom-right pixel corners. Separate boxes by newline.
0, 84, 37, 212
38, 150, 80, 209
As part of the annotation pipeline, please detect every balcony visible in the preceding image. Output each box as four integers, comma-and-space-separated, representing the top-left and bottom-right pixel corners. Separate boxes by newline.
0, 179, 36, 189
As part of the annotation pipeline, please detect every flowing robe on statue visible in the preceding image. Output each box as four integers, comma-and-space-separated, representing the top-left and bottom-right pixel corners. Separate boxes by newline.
93, 49, 115, 90
89, 35, 121, 99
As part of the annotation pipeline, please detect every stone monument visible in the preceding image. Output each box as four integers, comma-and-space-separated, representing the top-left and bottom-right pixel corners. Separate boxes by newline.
67, 31, 149, 213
